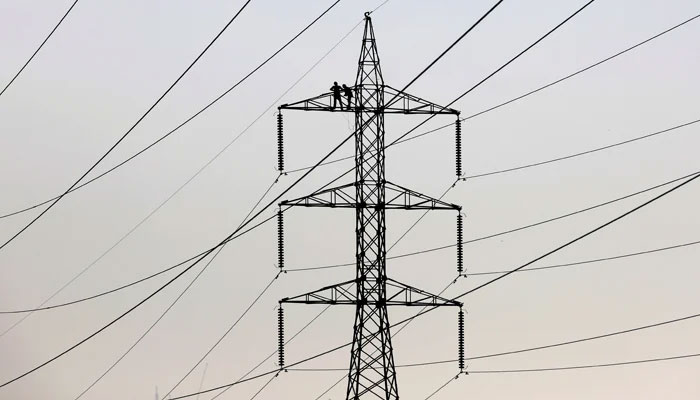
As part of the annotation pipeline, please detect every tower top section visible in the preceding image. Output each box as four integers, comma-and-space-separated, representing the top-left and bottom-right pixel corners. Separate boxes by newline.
355, 11, 383, 87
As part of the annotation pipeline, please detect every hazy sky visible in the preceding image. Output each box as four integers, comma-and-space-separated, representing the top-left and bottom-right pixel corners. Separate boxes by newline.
1, 1, 699, 399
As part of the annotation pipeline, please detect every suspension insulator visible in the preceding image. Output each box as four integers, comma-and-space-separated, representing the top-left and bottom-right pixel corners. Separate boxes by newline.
457, 214, 464, 275
458, 308, 465, 372
278, 306, 285, 368
277, 211, 284, 271
455, 118, 462, 177
277, 112, 284, 172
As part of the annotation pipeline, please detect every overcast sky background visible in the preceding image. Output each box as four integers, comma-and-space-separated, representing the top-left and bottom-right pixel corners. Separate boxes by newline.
1, 0, 699, 399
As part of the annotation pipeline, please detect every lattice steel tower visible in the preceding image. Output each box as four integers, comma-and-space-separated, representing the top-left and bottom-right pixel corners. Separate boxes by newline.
276, 13, 464, 399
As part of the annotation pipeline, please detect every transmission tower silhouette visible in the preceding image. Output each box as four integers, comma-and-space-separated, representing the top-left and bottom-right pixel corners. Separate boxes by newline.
276, 13, 464, 399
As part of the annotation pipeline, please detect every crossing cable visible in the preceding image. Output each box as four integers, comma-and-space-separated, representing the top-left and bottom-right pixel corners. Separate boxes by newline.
71, 173, 282, 399
72, 248, 220, 399
157, 265, 282, 398
0, 0, 500, 387
423, 374, 460, 400
178, 306, 700, 400
208, 305, 332, 400
282, 13, 700, 175
0, 0, 340, 221
392, 14, 700, 151
171, 171, 700, 400
248, 373, 279, 400
6, 0, 663, 316
287, 0, 600, 174
0, 6, 362, 338
285, 170, 700, 272
4, 10, 695, 223
0, 0, 255, 251
0, 1, 80, 98
160, 140, 375, 400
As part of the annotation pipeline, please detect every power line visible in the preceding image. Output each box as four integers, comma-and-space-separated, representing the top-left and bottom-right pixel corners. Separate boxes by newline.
468, 352, 700, 374
283, 13, 700, 176
465, 312, 700, 362
158, 270, 282, 399
173, 171, 700, 400
174, 3, 613, 396
0, 2, 489, 386
0, 0, 340, 224
285, 170, 700, 272
3, 11, 697, 222
72, 249, 219, 399
447, 172, 700, 300
169, 3, 509, 397
467, 239, 700, 276
0, 1, 80, 98
72, 172, 282, 398
0, 1, 357, 338
0, 0, 255, 251
209, 305, 332, 400
424, 374, 460, 400
463, 118, 700, 179
395, 14, 700, 150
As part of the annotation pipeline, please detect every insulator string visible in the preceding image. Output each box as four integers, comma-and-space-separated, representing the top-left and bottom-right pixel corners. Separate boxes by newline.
458, 308, 465, 372
457, 213, 464, 275
278, 305, 285, 369
277, 111, 284, 172
455, 117, 462, 178
277, 211, 284, 271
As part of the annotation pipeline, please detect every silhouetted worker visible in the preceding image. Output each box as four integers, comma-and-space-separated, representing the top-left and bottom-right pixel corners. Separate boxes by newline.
342, 84, 353, 109
330, 81, 343, 110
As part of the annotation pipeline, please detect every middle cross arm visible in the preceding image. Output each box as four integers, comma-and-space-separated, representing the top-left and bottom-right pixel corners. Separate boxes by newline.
280, 181, 460, 211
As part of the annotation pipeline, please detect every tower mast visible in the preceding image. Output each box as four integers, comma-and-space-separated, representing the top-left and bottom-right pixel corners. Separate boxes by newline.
277, 13, 463, 399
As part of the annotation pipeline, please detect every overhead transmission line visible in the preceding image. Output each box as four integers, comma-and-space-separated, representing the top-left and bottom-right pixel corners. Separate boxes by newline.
71, 173, 282, 399
468, 352, 700, 374
0, 0, 351, 339
179, 6, 697, 398
174, 2, 605, 398
1, 11, 697, 221
299, 171, 700, 398
421, 350, 700, 399
160, 2, 507, 398
0, 0, 256, 251
0, 1, 80, 98
171, 170, 699, 400
281, 12, 700, 176
0, 0, 500, 387
4, 128, 697, 315
0, 0, 339, 222
286, 169, 700, 272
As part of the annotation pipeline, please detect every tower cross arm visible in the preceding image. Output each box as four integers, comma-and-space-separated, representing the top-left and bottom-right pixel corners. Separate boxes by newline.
279, 89, 355, 113
280, 278, 462, 307
382, 85, 460, 115
385, 278, 462, 307
280, 279, 358, 305
280, 181, 461, 210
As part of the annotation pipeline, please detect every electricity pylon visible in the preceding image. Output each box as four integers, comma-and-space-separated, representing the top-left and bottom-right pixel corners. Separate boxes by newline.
277, 12, 463, 399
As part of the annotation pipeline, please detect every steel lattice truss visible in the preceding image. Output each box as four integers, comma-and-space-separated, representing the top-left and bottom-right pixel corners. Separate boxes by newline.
279, 13, 461, 400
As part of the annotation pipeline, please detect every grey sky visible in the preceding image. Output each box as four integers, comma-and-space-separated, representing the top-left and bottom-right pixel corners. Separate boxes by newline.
1, 0, 699, 399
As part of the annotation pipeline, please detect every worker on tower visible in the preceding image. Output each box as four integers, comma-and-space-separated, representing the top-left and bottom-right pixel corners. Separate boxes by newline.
342, 84, 354, 110
330, 81, 343, 110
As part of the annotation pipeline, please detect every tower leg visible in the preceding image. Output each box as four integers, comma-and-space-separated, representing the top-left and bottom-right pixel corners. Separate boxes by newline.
347, 303, 398, 399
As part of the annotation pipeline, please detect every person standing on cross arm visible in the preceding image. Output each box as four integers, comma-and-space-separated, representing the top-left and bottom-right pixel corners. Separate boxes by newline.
342, 84, 353, 110
330, 81, 343, 110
